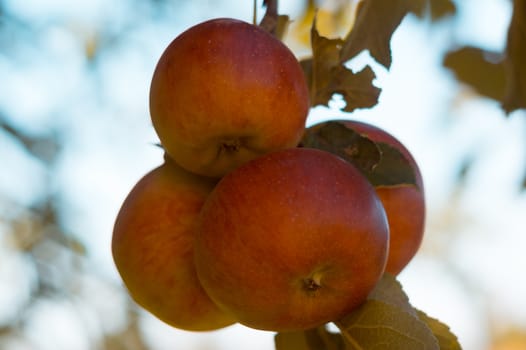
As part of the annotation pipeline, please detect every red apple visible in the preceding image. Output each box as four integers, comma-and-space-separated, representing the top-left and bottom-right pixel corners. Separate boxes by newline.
194, 148, 389, 331
112, 158, 236, 331
149, 18, 310, 177
340, 120, 425, 275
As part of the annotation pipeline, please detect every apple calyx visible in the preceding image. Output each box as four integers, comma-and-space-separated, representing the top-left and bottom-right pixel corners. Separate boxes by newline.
302, 270, 324, 295
219, 138, 242, 153
303, 278, 322, 293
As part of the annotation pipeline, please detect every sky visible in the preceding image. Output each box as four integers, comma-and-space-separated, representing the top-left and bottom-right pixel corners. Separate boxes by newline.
1, 0, 525, 349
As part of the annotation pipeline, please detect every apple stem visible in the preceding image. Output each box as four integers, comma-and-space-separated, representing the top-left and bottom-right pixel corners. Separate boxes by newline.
253, 0, 257, 25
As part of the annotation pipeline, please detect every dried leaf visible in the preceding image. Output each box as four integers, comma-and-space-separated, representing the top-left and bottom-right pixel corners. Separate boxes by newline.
428, 0, 456, 20
301, 121, 381, 174
275, 326, 345, 350
372, 141, 418, 187
259, 0, 290, 40
340, 0, 425, 68
300, 58, 314, 94
301, 121, 417, 187
417, 310, 462, 350
303, 20, 381, 111
443, 46, 506, 101
502, 0, 526, 113
413, 0, 456, 21
275, 331, 311, 350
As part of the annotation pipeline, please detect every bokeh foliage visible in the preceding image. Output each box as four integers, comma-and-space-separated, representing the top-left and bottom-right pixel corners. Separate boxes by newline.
1, 0, 525, 349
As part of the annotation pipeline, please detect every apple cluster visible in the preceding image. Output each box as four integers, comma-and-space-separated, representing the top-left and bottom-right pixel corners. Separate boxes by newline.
112, 18, 425, 333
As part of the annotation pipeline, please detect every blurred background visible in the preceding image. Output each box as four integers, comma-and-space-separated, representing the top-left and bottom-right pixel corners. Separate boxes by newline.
1, 0, 525, 349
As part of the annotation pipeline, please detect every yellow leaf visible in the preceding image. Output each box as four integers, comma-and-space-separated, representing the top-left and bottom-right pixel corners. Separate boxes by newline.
290, 0, 358, 48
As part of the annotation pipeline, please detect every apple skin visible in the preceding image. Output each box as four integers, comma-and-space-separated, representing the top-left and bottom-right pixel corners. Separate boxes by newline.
194, 148, 389, 332
339, 120, 425, 276
149, 18, 310, 178
111, 158, 236, 331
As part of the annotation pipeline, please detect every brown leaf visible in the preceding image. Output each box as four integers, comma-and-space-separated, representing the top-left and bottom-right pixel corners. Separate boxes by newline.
301, 121, 417, 187
300, 58, 314, 95
301, 121, 381, 174
340, 0, 425, 68
502, 0, 526, 113
274, 330, 312, 350
428, 0, 456, 20
413, 0, 457, 21
443, 46, 506, 101
259, 0, 290, 40
372, 141, 418, 187
304, 20, 381, 111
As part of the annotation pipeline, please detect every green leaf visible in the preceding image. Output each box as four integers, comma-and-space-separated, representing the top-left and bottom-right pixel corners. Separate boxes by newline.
336, 300, 439, 350
367, 273, 417, 317
502, 0, 526, 113
275, 326, 345, 350
443, 46, 506, 101
274, 275, 462, 350
340, 0, 425, 68
302, 18, 381, 112
301, 121, 417, 187
416, 310, 462, 350
334, 274, 440, 350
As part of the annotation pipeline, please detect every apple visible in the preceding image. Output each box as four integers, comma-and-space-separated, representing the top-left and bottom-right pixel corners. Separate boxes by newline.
149, 18, 310, 177
194, 148, 389, 331
112, 158, 236, 331
338, 120, 425, 275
